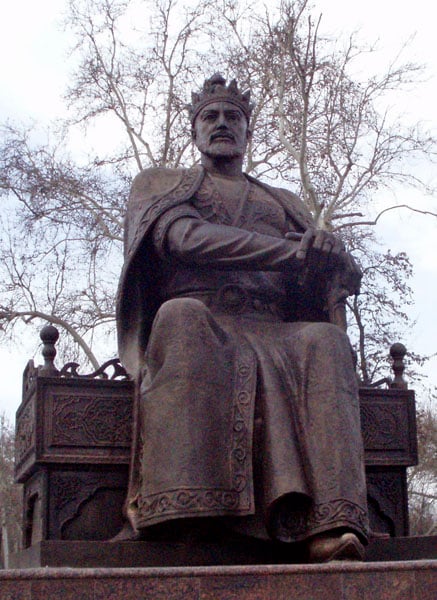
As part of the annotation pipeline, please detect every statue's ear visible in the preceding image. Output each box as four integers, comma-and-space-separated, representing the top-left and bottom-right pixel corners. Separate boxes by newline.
191, 128, 197, 141
246, 128, 253, 141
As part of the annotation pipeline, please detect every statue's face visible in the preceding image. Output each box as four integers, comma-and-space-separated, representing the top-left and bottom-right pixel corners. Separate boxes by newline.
192, 101, 250, 159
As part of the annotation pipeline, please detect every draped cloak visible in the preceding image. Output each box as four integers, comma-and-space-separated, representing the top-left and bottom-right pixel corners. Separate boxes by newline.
116, 166, 369, 543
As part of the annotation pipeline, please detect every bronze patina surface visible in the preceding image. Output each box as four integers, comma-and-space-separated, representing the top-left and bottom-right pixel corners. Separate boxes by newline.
116, 74, 369, 560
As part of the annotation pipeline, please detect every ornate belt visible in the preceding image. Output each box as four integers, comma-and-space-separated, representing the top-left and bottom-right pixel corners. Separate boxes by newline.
188, 285, 284, 318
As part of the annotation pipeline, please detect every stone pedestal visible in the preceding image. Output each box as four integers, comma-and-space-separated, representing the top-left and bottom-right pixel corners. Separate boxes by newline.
1, 560, 436, 600
8, 536, 436, 569
15, 367, 418, 549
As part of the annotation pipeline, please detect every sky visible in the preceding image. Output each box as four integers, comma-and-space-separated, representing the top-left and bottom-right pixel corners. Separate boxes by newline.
0, 0, 436, 420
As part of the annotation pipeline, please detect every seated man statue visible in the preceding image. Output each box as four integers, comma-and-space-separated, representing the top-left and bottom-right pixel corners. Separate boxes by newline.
116, 73, 369, 562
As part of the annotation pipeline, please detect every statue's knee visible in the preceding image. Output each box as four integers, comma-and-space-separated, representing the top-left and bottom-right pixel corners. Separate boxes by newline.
155, 297, 209, 329
304, 322, 349, 348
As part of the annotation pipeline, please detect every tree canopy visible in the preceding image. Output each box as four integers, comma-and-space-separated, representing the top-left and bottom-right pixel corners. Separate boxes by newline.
0, 413, 22, 567
0, 0, 435, 383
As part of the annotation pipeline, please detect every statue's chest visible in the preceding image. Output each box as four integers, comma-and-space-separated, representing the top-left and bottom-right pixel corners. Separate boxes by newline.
193, 174, 288, 237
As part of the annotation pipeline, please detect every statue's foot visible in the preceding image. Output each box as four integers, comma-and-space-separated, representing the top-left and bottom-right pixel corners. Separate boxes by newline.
369, 529, 390, 539
109, 522, 144, 542
307, 532, 364, 563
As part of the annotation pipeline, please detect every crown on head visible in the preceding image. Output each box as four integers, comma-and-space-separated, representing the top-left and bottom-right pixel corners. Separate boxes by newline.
189, 73, 253, 124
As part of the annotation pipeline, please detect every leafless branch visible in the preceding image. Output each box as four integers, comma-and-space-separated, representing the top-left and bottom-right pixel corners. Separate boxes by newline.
333, 204, 437, 231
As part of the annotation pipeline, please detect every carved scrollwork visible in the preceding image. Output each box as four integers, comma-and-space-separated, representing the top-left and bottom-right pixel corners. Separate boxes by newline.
22, 360, 38, 399
136, 337, 256, 524
51, 474, 87, 511
367, 471, 402, 508
308, 498, 369, 534
366, 470, 406, 535
274, 498, 369, 541
137, 487, 240, 519
50, 395, 132, 447
50, 471, 126, 537
15, 398, 35, 464
59, 358, 130, 380
231, 338, 256, 498
360, 402, 407, 450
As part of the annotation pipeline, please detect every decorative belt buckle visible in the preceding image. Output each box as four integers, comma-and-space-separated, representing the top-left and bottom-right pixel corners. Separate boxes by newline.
216, 284, 250, 314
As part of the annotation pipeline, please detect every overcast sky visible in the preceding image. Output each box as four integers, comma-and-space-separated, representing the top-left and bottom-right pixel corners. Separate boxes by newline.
0, 0, 435, 420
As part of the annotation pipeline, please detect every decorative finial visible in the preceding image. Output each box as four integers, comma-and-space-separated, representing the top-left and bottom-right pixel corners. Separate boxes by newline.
39, 324, 60, 376
389, 342, 408, 389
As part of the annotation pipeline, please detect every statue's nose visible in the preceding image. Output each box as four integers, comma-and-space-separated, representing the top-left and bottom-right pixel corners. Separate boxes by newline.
216, 112, 228, 127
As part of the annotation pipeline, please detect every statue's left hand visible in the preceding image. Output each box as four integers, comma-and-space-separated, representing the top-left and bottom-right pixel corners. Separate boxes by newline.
286, 229, 362, 295
289, 228, 344, 263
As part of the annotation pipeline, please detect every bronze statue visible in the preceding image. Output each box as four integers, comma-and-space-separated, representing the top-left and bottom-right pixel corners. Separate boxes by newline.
116, 74, 369, 561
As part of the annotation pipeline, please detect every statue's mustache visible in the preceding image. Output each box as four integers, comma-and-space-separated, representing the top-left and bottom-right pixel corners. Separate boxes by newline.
210, 131, 235, 142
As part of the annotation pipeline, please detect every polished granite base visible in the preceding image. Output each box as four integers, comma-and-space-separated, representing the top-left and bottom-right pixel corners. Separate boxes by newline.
1, 560, 436, 600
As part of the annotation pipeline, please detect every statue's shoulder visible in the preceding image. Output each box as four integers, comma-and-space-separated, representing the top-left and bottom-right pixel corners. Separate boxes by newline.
124, 167, 204, 249
132, 166, 189, 184
130, 167, 186, 200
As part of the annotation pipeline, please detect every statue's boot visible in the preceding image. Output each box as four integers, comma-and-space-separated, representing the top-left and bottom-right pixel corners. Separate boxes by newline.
307, 532, 364, 562
109, 521, 144, 542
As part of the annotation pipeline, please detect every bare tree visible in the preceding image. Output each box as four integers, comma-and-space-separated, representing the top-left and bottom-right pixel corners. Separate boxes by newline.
0, 0, 221, 366
215, 0, 436, 381
0, 0, 435, 382
64, 0, 219, 170
0, 414, 22, 568
408, 392, 437, 535
0, 0, 436, 543
0, 122, 125, 367
223, 0, 435, 226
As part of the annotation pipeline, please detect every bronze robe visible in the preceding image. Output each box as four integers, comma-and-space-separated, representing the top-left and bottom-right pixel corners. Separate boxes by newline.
117, 166, 369, 542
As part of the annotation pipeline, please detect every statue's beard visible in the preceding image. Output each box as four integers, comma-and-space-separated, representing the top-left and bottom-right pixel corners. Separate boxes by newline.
196, 139, 246, 160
